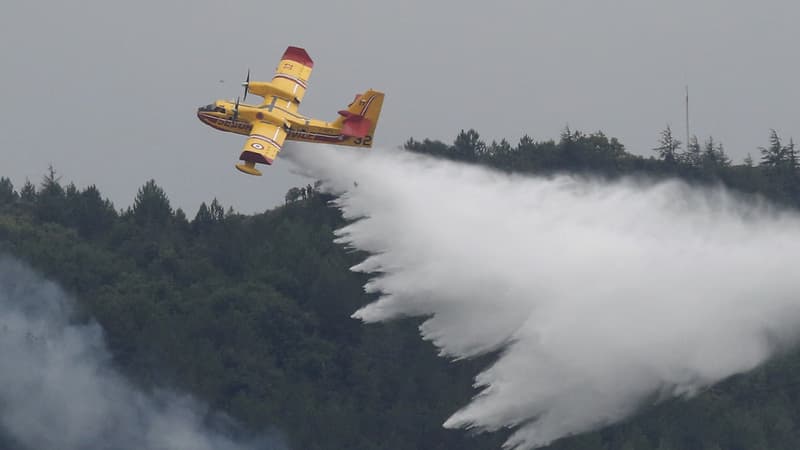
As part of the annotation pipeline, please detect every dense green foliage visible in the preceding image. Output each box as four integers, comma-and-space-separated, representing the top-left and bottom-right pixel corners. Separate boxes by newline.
406, 127, 800, 207
2, 126, 800, 450
0, 177, 505, 449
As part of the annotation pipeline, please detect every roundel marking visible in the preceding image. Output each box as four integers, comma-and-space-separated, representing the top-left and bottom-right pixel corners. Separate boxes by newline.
251, 143, 264, 150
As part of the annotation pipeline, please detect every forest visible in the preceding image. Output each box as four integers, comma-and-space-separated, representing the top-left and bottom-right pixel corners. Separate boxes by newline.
1, 125, 800, 450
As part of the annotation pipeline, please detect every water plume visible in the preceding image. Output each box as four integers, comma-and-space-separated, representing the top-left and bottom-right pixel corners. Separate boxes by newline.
287, 145, 800, 449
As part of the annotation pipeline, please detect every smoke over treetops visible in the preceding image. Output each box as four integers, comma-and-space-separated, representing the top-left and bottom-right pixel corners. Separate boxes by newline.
0, 256, 284, 450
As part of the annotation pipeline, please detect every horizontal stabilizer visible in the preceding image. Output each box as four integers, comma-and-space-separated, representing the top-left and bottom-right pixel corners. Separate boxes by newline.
331, 90, 384, 144
341, 116, 371, 138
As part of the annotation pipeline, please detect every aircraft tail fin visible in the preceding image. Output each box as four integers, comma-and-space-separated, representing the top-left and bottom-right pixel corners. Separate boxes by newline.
333, 89, 384, 147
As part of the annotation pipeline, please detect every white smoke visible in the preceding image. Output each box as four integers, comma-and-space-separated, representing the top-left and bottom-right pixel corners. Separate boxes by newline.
0, 256, 285, 450
286, 145, 800, 449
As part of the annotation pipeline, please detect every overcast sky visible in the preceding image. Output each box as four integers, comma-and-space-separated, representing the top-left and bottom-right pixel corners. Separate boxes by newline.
1, 0, 797, 214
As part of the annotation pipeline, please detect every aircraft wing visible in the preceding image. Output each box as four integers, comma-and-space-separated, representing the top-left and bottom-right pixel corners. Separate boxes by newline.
236, 121, 287, 176
271, 46, 314, 104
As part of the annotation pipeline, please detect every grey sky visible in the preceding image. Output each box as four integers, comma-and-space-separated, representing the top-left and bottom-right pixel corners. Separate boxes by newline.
1, 0, 797, 214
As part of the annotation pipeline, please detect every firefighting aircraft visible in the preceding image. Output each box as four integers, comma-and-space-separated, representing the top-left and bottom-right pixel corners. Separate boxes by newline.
197, 46, 384, 176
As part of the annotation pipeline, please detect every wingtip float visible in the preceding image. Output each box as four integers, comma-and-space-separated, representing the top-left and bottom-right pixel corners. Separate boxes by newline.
197, 46, 384, 176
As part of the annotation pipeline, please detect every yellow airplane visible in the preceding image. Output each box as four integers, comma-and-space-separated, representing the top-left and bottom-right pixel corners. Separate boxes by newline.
197, 46, 385, 176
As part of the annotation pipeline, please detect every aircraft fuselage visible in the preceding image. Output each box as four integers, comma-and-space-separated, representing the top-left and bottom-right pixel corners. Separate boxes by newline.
197, 99, 350, 144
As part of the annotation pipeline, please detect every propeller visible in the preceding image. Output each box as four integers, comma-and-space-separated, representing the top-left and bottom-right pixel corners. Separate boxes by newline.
233, 96, 240, 121
241, 69, 250, 102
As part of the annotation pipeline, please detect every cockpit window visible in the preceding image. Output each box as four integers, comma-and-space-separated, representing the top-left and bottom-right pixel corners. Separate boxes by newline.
198, 104, 227, 114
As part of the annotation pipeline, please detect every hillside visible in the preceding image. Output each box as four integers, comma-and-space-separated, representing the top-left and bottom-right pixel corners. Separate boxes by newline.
2, 127, 800, 450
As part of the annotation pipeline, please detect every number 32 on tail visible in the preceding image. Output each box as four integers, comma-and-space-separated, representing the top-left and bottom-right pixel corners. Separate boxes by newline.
197, 46, 385, 176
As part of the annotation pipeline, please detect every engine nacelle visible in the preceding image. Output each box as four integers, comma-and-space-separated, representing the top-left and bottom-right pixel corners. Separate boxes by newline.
246, 82, 297, 103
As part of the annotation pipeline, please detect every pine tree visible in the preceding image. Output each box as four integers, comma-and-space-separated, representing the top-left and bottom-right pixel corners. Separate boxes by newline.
702, 137, 730, 170
683, 135, 702, 167
453, 129, 485, 161
0, 178, 16, 205
35, 166, 66, 223
132, 179, 172, 226
518, 134, 534, 148
784, 138, 797, 172
209, 198, 225, 221
654, 125, 682, 163
759, 129, 785, 168
75, 185, 116, 238
19, 180, 35, 203
193, 202, 213, 226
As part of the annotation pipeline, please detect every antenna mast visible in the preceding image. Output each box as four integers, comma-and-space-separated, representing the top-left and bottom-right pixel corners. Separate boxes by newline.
685, 85, 690, 148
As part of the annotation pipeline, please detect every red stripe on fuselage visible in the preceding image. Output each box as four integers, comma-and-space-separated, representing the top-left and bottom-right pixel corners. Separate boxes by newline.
287, 131, 346, 143
273, 74, 308, 89
197, 112, 252, 135
250, 134, 282, 150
